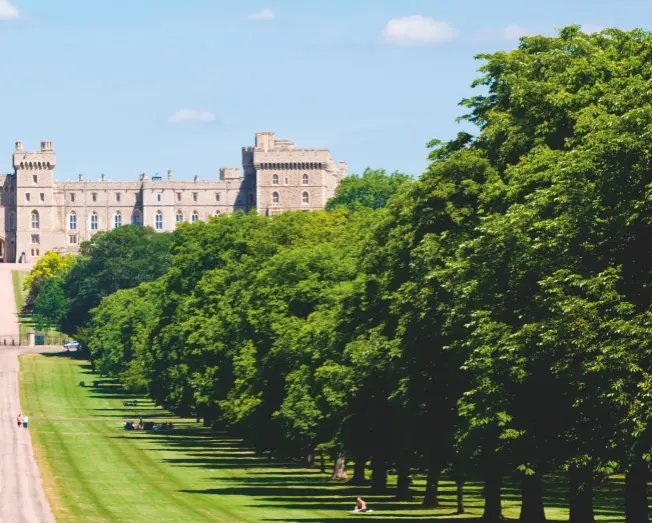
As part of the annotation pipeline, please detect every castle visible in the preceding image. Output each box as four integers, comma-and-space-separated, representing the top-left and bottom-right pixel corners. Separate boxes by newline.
0, 132, 347, 263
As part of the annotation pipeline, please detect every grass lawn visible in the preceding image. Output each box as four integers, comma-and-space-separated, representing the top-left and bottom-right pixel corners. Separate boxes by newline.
20, 352, 633, 522
12, 270, 67, 342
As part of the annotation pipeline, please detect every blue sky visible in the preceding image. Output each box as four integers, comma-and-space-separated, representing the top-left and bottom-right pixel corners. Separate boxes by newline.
0, 0, 645, 181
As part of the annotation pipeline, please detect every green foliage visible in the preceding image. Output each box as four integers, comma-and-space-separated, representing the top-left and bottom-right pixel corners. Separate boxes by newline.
325, 168, 412, 211
52, 25, 652, 519
23, 251, 74, 312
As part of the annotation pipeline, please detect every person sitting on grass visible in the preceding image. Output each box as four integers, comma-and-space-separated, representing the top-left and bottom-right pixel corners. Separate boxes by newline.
354, 497, 368, 513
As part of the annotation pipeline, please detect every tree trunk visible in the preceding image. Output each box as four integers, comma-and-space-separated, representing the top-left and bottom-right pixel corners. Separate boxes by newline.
520, 472, 546, 522
371, 459, 388, 492
422, 466, 441, 508
320, 452, 326, 473
625, 458, 649, 523
395, 465, 413, 501
332, 455, 348, 480
483, 468, 503, 522
456, 480, 465, 514
349, 458, 367, 485
569, 466, 596, 523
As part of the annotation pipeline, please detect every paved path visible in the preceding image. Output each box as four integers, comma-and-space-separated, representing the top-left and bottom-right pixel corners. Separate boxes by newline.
0, 264, 56, 523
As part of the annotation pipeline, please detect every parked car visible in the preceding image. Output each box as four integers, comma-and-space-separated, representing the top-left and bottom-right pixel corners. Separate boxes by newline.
64, 340, 80, 350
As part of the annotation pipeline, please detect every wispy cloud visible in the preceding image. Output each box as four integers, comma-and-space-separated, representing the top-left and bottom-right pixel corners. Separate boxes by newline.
248, 9, 275, 21
0, 0, 19, 20
502, 24, 533, 40
582, 24, 605, 34
382, 15, 457, 46
168, 109, 216, 123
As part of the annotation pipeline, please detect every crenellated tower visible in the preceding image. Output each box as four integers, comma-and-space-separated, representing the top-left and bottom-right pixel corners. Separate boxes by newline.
13, 141, 62, 263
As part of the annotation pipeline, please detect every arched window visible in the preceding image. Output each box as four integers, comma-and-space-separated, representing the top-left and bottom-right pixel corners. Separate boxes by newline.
9, 213, 16, 230
272, 191, 279, 204
90, 211, 98, 230
176, 211, 183, 224
214, 210, 221, 216
302, 174, 309, 185
302, 192, 309, 204
155, 211, 163, 230
9, 193, 15, 205
69, 211, 77, 230
132, 211, 142, 226
114, 211, 122, 229
192, 211, 199, 223
31, 210, 39, 229
272, 174, 279, 185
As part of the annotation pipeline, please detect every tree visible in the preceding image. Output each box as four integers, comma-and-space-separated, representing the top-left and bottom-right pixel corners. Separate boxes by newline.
326, 168, 412, 211
23, 251, 74, 312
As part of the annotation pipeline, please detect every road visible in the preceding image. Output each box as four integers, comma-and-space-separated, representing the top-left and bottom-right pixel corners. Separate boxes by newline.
0, 264, 55, 523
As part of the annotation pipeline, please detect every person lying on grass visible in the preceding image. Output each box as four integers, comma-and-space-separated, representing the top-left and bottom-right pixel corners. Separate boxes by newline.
354, 497, 368, 513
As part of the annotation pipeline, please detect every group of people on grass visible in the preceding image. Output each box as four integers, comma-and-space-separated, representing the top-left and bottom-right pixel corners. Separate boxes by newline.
16, 413, 28, 429
123, 417, 173, 432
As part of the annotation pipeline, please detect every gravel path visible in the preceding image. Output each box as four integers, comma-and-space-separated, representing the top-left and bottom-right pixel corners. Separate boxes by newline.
0, 264, 56, 523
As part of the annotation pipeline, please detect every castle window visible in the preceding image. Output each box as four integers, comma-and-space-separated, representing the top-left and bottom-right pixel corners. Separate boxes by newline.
302, 192, 309, 204
215, 193, 221, 202
193, 192, 198, 202
69, 235, 78, 245
69, 212, 77, 230
25, 193, 30, 202
156, 211, 163, 230
272, 191, 279, 204
9, 193, 14, 205
176, 211, 183, 224
31, 234, 39, 244
70, 193, 75, 203
302, 174, 309, 185
214, 210, 221, 216
177, 192, 181, 202
91, 212, 98, 230
272, 174, 279, 185
116, 193, 121, 202
132, 211, 142, 226
284, 177, 289, 185
250, 194, 255, 203
40, 193, 44, 202
157, 193, 162, 202
114, 212, 122, 229
36, 249, 40, 256
31, 210, 39, 229
9, 213, 15, 230
92, 193, 97, 202
192, 211, 199, 223
33, 175, 37, 184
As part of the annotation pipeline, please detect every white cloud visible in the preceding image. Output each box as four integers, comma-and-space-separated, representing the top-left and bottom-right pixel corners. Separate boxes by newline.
382, 15, 457, 46
0, 0, 19, 20
248, 9, 275, 21
168, 109, 216, 123
502, 24, 533, 40
582, 24, 604, 34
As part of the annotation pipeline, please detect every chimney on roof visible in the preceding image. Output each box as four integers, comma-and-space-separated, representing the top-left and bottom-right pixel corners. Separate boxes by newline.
167, 170, 172, 180
15, 141, 23, 152
194, 174, 199, 182
100, 173, 105, 182
78, 174, 83, 182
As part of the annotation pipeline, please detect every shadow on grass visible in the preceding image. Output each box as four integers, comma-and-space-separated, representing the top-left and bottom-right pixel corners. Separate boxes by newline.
77, 354, 631, 522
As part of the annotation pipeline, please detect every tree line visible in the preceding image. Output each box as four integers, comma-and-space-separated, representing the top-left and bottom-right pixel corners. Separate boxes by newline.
29, 26, 652, 523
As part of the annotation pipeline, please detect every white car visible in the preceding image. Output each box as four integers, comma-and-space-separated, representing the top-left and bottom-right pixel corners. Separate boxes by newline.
64, 341, 80, 350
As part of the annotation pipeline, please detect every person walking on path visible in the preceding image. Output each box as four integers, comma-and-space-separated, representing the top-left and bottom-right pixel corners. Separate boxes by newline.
16, 414, 22, 428
22, 415, 28, 429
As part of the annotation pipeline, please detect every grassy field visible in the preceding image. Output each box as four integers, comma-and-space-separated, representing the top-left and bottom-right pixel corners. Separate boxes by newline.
12, 270, 68, 342
19, 352, 633, 522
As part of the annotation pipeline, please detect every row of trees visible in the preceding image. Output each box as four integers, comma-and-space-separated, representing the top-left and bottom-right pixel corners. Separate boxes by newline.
31, 26, 652, 522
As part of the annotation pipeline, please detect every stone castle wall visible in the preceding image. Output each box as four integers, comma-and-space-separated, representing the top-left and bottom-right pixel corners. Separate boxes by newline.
0, 133, 345, 263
